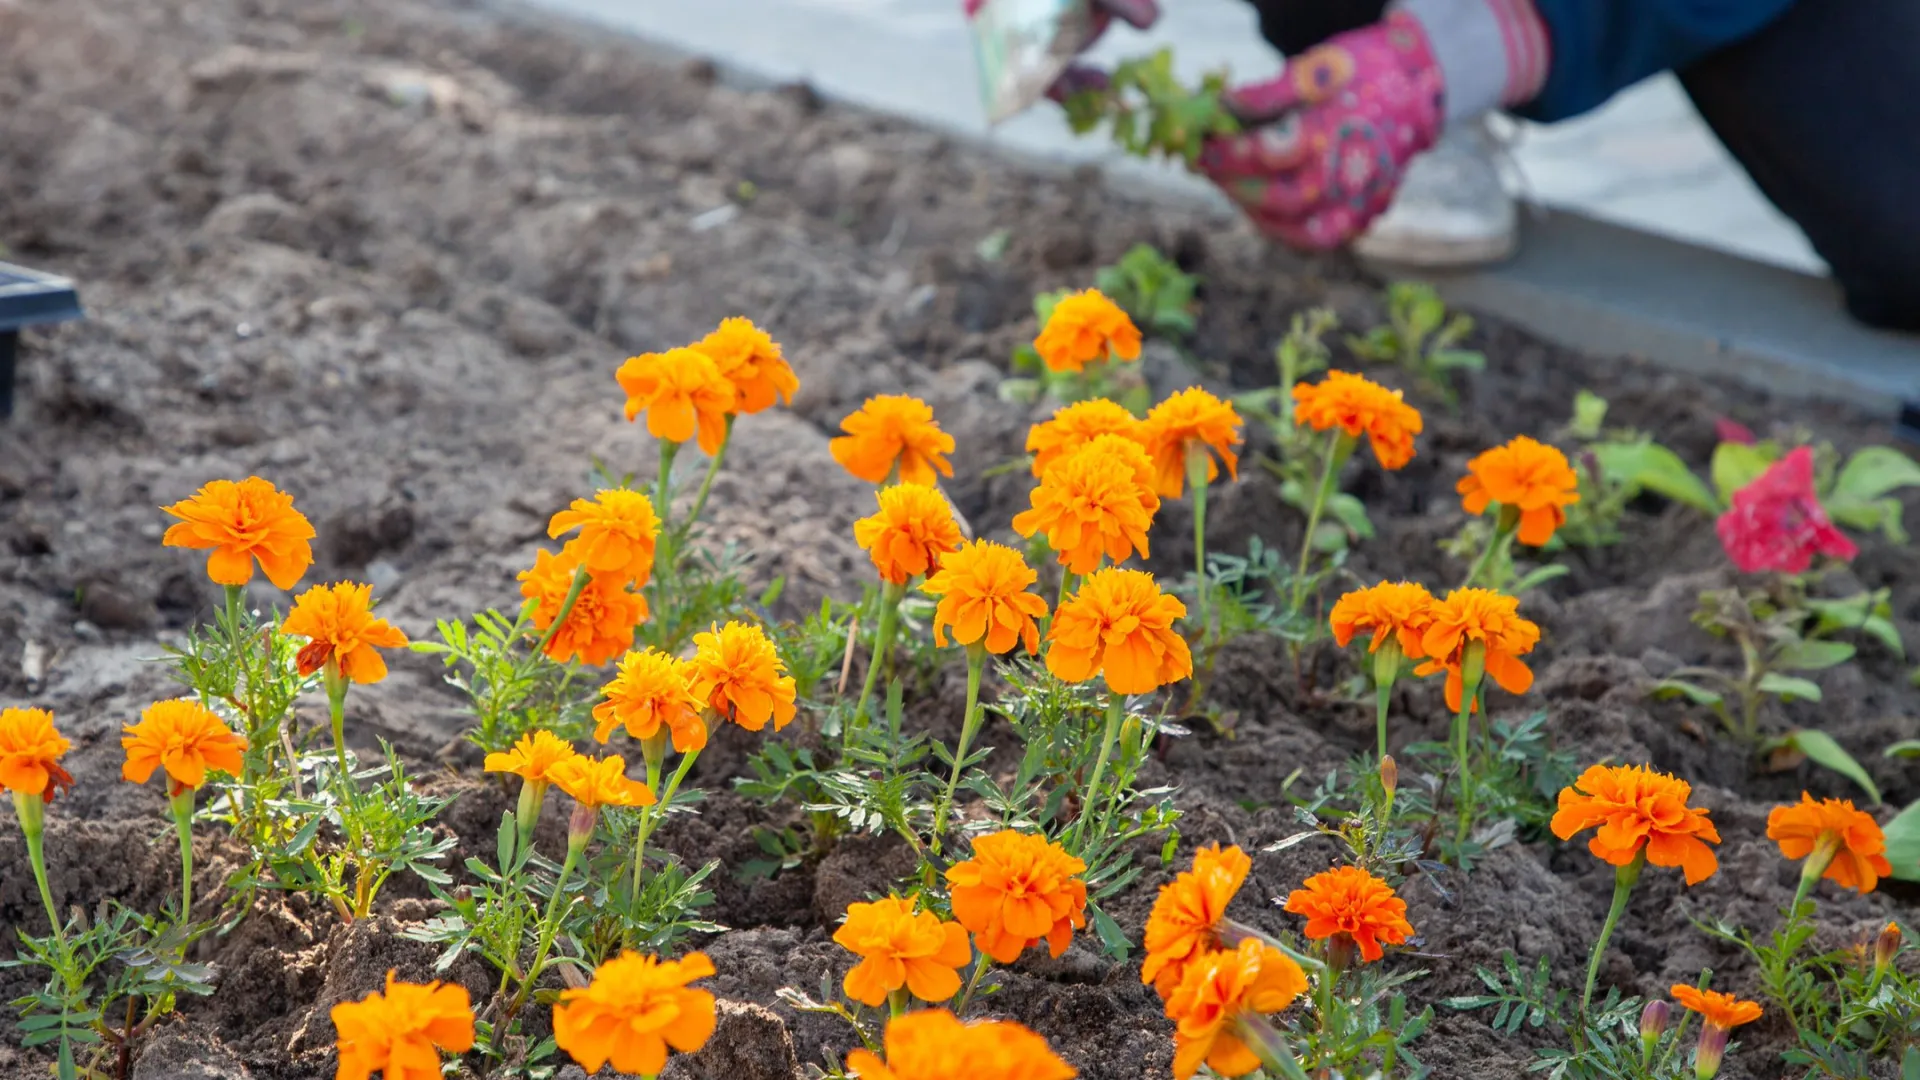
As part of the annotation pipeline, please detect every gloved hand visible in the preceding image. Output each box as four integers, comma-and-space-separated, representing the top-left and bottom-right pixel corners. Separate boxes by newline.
1044, 0, 1161, 102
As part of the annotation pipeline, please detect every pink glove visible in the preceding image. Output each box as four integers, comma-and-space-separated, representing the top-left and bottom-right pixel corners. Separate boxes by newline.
1045, 0, 1161, 102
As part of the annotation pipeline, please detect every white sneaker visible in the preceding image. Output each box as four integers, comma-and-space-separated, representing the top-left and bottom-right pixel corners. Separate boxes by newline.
1352, 118, 1517, 268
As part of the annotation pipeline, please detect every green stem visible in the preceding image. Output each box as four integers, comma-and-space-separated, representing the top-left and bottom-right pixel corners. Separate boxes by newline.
933, 645, 989, 855
170, 790, 196, 923
1071, 694, 1125, 852
627, 749, 701, 941
683, 418, 734, 536
853, 581, 907, 731
1292, 430, 1346, 610
16, 793, 67, 953
1450, 686, 1479, 846
1374, 678, 1393, 765
512, 841, 582, 1017
324, 663, 350, 784
654, 439, 681, 521
532, 567, 592, 658
1582, 852, 1644, 1017
1461, 513, 1517, 589
953, 951, 993, 1015
1188, 447, 1211, 646
630, 749, 666, 905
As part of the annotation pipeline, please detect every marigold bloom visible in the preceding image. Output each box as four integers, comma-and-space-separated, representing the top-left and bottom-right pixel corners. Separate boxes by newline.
846, 1010, 1076, 1080
1715, 447, 1858, 574
1458, 435, 1581, 546
281, 582, 409, 684
0, 708, 73, 802
518, 548, 645, 667
920, 539, 1049, 655
548, 489, 661, 587
1034, 289, 1143, 374
1766, 793, 1893, 894
548, 754, 656, 810
1011, 437, 1159, 575
693, 316, 799, 414
483, 729, 580, 787
616, 347, 737, 455
945, 830, 1088, 964
1166, 939, 1309, 1080
1282, 865, 1413, 963
1289, 370, 1423, 470
331, 971, 474, 1080
689, 621, 797, 732
1329, 580, 1435, 659
833, 895, 973, 1007
1414, 588, 1539, 713
830, 395, 956, 486
593, 649, 707, 752
1669, 985, 1762, 1031
552, 951, 716, 1076
121, 699, 248, 795
1142, 844, 1252, 1000
1026, 398, 1147, 478
1046, 568, 1192, 695
1552, 764, 1721, 885
1142, 387, 1244, 498
161, 476, 315, 590
854, 484, 965, 585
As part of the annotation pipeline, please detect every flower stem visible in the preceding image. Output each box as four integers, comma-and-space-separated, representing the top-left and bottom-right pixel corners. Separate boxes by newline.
1461, 511, 1518, 589
1451, 646, 1486, 845
628, 748, 700, 942
512, 840, 582, 1017
1374, 678, 1393, 765
15, 792, 67, 952
1292, 430, 1347, 611
1188, 446, 1212, 646
853, 581, 907, 731
1581, 851, 1645, 1017
953, 951, 993, 1015
684, 417, 734, 537
532, 567, 591, 659
169, 789, 196, 922
324, 663, 351, 784
1071, 694, 1125, 852
933, 644, 988, 855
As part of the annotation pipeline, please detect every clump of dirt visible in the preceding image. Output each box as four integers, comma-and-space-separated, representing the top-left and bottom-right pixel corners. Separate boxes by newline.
1, 0, 1916, 1078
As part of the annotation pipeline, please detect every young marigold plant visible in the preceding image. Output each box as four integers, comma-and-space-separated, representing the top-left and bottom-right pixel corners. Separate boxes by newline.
852, 482, 965, 727
1141, 387, 1243, 642
1455, 435, 1581, 588
160, 475, 316, 592
1286, 371, 1422, 616
122, 699, 248, 918
1035, 289, 1142, 375
1329, 580, 1435, 762
1013, 434, 1160, 580
831, 394, 956, 487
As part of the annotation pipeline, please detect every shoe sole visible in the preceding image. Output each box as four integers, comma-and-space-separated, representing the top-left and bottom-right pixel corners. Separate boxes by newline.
1351, 229, 1517, 269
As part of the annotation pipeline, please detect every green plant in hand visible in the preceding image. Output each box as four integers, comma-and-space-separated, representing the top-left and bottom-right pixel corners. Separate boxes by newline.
1062, 49, 1238, 164
1347, 282, 1484, 404
1096, 243, 1200, 338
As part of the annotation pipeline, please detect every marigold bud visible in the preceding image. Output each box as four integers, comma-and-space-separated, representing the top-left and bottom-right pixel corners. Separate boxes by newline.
1639, 999, 1669, 1054
1693, 1022, 1729, 1080
1875, 922, 1902, 976
567, 802, 598, 853
1379, 756, 1398, 799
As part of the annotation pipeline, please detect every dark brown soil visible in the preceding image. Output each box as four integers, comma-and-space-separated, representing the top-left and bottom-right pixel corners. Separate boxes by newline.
1, 0, 1916, 1078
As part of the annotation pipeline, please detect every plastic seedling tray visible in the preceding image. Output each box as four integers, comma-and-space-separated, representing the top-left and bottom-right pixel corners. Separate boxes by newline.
0, 261, 85, 418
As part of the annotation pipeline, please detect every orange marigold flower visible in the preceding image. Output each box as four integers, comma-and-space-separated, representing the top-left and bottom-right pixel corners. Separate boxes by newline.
616, 347, 737, 455
1011, 436, 1159, 576
1289, 370, 1423, 470
689, 621, 797, 732
483, 729, 580, 787
1551, 764, 1721, 885
331, 971, 475, 1080
1329, 580, 1435, 659
161, 476, 315, 590
1669, 985, 1762, 1031
846, 1010, 1076, 1080
920, 539, 1049, 655
518, 548, 645, 667
1458, 435, 1581, 546
1142, 844, 1252, 1000
1414, 588, 1539, 713
548, 489, 661, 587
833, 895, 973, 1007
1142, 387, 1243, 498
1034, 289, 1143, 374
548, 754, 656, 810
0, 708, 73, 802
593, 649, 708, 753
281, 582, 410, 684
830, 395, 956, 486
854, 484, 965, 585
1766, 793, 1893, 894
121, 699, 248, 795
1282, 865, 1413, 963
692, 316, 799, 415
945, 830, 1088, 964
1166, 939, 1309, 1080
1026, 398, 1146, 478
1045, 568, 1192, 695
552, 951, 716, 1077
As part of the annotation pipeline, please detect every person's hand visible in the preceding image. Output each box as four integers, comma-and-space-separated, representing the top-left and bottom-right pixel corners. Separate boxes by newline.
1044, 0, 1160, 103
1198, 12, 1445, 251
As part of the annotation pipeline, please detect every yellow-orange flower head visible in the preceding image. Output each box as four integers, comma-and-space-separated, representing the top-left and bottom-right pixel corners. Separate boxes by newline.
548, 753, 656, 810
1026, 398, 1147, 478
1459, 435, 1581, 546
121, 699, 248, 795
692, 316, 799, 415
281, 582, 410, 684
1142, 387, 1243, 499
1552, 764, 1721, 885
847, 1010, 1076, 1080
1767, 793, 1893, 894
854, 483, 965, 585
1290, 370, 1423, 470
1414, 588, 1539, 713
1011, 436, 1159, 576
0, 708, 73, 803
920, 539, 1049, 655
1142, 844, 1252, 1000
548, 489, 661, 587
518, 548, 645, 667
945, 830, 1088, 964
1329, 580, 1435, 659
833, 895, 973, 1007
331, 971, 475, 1080
552, 951, 716, 1077
830, 395, 956, 486
1034, 289, 1143, 374
1669, 985, 1762, 1032
616, 347, 737, 455
690, 621, 797, 732
161, 476, 315, 591
593, 649, 708, 753
1046, 568, 1193, 696
1282, 865, 1414, 962
1165, 939, 1309, 1080
483, 729, 580, 787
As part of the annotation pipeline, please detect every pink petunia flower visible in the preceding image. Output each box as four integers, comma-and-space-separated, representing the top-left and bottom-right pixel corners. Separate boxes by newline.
1715, 447, 1857, 573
